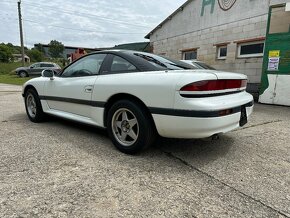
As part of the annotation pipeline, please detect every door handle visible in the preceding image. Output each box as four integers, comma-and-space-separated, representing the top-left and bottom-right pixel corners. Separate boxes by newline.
84, 85, 93, 93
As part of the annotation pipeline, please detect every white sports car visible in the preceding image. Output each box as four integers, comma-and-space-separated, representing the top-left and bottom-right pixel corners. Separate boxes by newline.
22, 50, 253, 154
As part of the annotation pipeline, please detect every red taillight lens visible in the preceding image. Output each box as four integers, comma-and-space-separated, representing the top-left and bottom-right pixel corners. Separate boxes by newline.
180, 80, 247, 91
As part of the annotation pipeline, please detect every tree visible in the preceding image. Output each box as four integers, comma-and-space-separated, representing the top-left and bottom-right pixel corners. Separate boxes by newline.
0, 44, 13, 62
48, 40, 64, 58
27, 49, 43, 62
34, 43, 45, 53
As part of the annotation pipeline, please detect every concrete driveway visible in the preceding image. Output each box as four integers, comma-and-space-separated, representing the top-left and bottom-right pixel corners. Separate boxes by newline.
0, 83, 289, 218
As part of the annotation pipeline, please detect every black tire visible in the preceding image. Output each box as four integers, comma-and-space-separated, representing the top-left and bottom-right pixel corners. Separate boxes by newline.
107, 100, 156, 154
24, 89, 46, 122
19, 71, 28, 78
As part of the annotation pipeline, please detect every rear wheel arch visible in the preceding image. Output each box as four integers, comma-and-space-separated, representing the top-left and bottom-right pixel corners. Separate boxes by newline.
104, 93, 156, 131
105, 95, 157, 154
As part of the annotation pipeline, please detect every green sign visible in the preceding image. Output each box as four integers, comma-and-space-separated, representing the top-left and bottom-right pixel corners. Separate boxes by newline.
201, 0, 215, 16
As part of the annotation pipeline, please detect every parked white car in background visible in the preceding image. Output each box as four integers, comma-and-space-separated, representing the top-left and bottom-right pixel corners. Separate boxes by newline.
22, 50, 253, 154
180, 59, 216, 70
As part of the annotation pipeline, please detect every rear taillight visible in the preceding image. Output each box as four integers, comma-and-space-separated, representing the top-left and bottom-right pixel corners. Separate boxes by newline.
180, 79, 247, 92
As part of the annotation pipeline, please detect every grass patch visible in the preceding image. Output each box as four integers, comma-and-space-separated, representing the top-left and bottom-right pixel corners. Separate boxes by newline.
0, 62, 28, 75
0, 74, 31, 85
0, 62, 34, 85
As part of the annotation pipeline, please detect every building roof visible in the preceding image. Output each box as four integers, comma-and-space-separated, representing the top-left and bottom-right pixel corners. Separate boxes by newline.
12, 54, 29, 58
145, 0, 193, 39
113, 42, 150, 52
34, 43, 102, 51
34, 43, 150, 52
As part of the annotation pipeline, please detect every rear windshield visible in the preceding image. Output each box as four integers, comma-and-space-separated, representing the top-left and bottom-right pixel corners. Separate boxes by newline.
195, 62, 215, 70
133, 53, 198, 70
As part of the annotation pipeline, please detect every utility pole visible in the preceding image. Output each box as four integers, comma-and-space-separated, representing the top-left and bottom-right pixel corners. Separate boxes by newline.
17, 0, 25, 66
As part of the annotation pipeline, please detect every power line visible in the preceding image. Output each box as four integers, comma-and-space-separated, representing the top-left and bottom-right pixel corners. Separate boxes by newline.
23, 19, 146, 34
0, 15, 146, 34
0, 0, 17, 3
22, 1, 151, 29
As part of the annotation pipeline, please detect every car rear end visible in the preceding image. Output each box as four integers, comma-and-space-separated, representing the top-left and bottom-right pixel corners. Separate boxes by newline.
152, 70, 254, 138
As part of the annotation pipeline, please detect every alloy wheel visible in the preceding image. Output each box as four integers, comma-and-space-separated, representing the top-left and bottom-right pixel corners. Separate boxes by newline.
111, 108, 139, 147
19, 72, 27, 77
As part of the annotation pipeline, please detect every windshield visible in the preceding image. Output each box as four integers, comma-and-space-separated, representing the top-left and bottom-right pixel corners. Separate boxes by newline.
133, 52, 198, 70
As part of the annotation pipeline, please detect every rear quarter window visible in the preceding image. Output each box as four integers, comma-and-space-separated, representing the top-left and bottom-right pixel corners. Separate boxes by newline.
41, 64, 54, 67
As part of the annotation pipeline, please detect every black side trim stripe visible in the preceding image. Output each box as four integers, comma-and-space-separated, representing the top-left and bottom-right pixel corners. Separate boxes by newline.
149, 101, 253, 118
39, 96, 106, 108
180, 90, 243, 98
39, 95, 254, 118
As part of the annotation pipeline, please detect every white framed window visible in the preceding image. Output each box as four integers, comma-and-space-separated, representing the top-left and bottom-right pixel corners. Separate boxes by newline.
217, 46, 227, 60
183, 50, 197, 60
237, 41, 265, 58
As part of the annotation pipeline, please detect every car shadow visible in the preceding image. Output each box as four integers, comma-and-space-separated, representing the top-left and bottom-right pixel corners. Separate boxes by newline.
151, 136, 234, 168
13, 113, 234, 170
46, 115, 108, 137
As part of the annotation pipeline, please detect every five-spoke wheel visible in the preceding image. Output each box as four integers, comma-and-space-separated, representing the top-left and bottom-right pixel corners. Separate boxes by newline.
107, 100, 156, 154
112, 108, 139, 147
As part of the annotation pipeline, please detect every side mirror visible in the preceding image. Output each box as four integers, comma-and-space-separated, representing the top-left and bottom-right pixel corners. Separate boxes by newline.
41, 69, 54, 80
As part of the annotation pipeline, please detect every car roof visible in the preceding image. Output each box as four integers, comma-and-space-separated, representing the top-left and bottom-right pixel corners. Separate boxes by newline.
33, 62, 57, 64
66, 50, 162, 72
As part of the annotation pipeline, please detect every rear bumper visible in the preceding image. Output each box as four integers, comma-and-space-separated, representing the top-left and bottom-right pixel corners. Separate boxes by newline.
151, 91, 254, 138
152, 103, 253, 138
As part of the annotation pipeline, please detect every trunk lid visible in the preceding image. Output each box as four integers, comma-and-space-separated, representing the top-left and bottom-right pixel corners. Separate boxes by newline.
209, 70, 247, 80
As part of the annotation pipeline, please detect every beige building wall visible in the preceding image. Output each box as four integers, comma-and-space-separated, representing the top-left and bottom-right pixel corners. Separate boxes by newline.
152, 14, 268, 84
148, 0, 274, 89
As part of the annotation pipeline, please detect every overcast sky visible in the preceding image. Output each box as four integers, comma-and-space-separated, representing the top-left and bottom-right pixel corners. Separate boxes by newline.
0, 0, 187, 48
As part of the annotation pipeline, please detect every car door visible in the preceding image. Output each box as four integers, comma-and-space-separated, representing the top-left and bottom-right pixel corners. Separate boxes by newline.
38, 63, 49, 75
43, 54, 107, 118
29, 63, 41, 75
40, 63, 53, 71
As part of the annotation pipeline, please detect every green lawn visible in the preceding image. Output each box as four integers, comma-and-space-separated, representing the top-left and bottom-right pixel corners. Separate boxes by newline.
0, 62, 32, 85
0, 74, 31, 85
0, 61, 63, 86
0, 62, 27, 74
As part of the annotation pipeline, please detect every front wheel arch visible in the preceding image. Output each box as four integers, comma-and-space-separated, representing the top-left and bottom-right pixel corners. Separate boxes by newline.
24, 85, 38, 97
24, 88, 46, 122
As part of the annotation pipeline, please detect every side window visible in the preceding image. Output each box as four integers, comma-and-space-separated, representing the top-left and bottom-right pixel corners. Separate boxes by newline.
41, 63, 54, 68
62, 54, 106, 77
31, 63, 40, 68
109, 55, 137, 73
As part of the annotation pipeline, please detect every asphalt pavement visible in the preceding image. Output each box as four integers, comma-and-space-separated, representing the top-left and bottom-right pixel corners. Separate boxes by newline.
0, 83, 289, 218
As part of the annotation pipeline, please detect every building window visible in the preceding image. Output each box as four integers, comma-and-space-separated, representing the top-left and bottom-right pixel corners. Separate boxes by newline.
217, 46, 227, 59
183, 50, 197, 60
269, 5, 290, 34
237, 41, 265, 58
